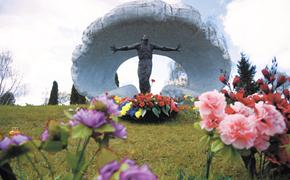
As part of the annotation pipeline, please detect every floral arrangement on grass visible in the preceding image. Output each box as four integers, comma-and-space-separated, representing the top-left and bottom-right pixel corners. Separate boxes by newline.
0, 96, 156, 180
194, 61, 289, 179
113, 93, 179, 122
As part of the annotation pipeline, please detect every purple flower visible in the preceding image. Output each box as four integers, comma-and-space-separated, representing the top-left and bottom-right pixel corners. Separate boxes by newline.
97, 160, 121, 180
0, 137, 12, 151
120, 165, 157, 180
95, 96, 120, 116
0, 134, 31, 151
11, 134, 31, 145
73, 109, 106, 128
68, 120, 80, 127
121, 159, 136, 166
112, 122, 127, 139
40, 129, 49, 141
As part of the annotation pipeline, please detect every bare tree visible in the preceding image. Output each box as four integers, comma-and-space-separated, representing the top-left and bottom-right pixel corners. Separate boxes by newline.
0, 50, 23, 105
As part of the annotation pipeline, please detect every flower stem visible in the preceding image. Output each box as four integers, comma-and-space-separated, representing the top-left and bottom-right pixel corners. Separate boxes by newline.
31, 141, 55, 179
25, 154, 43, 180
80, 148, 101, 179
205, 150, 213, 180
73, 137, 90, 180
17, 157, 24, 180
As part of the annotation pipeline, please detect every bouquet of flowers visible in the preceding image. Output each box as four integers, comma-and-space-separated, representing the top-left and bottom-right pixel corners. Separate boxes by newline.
114, 93, 179, 122
194, 61, 289, 179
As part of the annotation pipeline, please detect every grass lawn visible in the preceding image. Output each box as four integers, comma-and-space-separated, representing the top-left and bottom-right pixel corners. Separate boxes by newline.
0, 105, 249, 179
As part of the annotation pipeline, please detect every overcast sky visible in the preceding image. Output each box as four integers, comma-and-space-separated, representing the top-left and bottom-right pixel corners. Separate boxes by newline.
0, 0, 289, 105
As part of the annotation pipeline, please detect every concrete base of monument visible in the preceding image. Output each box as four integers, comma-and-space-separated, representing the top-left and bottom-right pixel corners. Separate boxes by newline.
102, 85, 139, 98
161, 85, 200, 98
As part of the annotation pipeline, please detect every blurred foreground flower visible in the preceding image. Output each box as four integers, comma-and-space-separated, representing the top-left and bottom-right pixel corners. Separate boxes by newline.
97, 159, 157, 180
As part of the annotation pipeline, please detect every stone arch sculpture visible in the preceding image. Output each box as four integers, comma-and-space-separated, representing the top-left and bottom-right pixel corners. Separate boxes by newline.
71, 0, 231, 98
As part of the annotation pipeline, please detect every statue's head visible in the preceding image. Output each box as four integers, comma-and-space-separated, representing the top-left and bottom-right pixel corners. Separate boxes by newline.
141, 34, 149, 44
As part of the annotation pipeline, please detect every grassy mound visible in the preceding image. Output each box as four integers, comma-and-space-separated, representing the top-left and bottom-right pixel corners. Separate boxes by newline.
0, 106, 248, 179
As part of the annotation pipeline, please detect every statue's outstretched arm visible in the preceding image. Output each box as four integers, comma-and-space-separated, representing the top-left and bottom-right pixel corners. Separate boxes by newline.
111, 43, 139, 53
152, 43, 181, 51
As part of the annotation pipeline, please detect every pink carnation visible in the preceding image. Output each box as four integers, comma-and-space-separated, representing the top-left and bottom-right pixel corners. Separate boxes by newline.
255, 102, 286, 136
219, 114, 256, 149
200, 113, 224, 131
195, 90, 226, 131
230, 102, 255, 117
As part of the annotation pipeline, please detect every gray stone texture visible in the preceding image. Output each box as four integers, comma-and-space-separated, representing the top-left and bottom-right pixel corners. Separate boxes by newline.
72, 0, 231, 98
161, 85, 199, 99
102, 85, 139, 98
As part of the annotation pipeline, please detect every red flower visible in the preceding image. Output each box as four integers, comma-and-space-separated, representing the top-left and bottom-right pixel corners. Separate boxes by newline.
233, 76, 240, 87
260, 84, 270, 94
170, 101, 179, 113
151, 79, 155, 83
257, 78, 264, 85
139, 102, 145, 108
269, 75, 276, 83
158, 101, 165, 107
262, 68, 270, 79
219, 75, 227, 85
252, 94, 262, 102
225, 105, 235, 114
155, 95, 163, 102
147, 101, 154, 108
277, 75, 286, 88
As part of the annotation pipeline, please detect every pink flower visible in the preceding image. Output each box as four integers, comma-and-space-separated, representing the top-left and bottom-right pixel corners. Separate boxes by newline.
230, 102, 255, 117
255, 102, 286, 136
200, 113, 224, 131
254, 134, 270, 151
195, 90, 226, 131
218, 114, 256, 149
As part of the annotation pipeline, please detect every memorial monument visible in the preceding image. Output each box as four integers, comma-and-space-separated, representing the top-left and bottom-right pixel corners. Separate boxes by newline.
111, 35, 180, 93
71, 0, 231, 98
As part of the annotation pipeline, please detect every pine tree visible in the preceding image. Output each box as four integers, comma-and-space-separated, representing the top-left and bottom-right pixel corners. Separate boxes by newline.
70, 85, 86, 104
236, 53, 258, 95
70, 85, 78, 104
0, 92, 15, 105
48, 81, 58, 105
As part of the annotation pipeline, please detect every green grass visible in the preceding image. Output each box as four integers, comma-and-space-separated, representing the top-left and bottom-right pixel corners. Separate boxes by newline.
0, 106, 249, 180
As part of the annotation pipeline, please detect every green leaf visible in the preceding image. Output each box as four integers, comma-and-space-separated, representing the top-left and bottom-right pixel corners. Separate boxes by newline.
199, 134, 211, 147
210, 139, 225, 153
96, 124, 115, 133
72, 124, 92, 139
219, 146, 242, 164
59, 125, 69, 145
42, 141, 64, 152
63, 173, 73, 180
193, 122, 202, 131
177, 169, 186, 180
66, 151, 86, 173
152, 107, 161, 118
162, 106, 169, 116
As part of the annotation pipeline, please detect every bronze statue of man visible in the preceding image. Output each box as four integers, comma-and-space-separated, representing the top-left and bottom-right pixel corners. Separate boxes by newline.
111, 35, 180, 93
